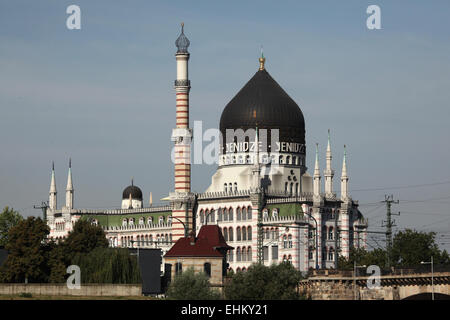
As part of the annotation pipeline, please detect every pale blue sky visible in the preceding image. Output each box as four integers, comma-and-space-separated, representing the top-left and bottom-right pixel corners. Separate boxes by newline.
1, 1, 450, 250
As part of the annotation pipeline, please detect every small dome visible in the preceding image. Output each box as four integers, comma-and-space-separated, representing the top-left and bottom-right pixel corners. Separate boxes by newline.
122, 185, 143, 200
175, 23, 190, 53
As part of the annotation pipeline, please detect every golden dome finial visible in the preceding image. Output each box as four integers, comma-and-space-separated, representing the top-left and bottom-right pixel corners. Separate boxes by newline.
259, 45, 265, 70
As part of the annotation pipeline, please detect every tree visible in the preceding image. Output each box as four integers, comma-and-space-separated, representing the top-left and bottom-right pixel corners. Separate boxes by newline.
338, 247, 387, 270
391, 229, 447, 267
0, 207, 23, 247
166, 268, 221, 300
224, 262, 305, 300
0, 217, 49, 283
63, 219, 108, 255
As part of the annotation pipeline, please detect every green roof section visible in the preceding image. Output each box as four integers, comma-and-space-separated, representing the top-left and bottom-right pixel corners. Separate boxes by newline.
80, 211, 172, 228
265, 202, 303, 217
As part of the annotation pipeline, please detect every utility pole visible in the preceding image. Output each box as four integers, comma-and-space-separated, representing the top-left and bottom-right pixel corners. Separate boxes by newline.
34, 201, 49, 222
381, 195, 400, 269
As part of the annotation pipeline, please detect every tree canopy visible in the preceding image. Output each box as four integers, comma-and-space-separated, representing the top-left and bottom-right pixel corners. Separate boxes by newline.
0, 207, 23, 248
224, 262, 305, 300
166, 268, 221, 300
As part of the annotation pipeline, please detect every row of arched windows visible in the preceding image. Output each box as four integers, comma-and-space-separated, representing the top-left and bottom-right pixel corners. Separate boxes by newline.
55, 222, 65, 231
221, 226, 252, 242
282, 255, 293, 264
321, 247, 335, 261
112, 233, 172, 247
284, 182, 300, 196
235, 246, 252, 262
199, 206, 253, 224
262, 227, 280, 240
322, 226, 334, 240
122, 216, 169, 227
221, 154, 304, 166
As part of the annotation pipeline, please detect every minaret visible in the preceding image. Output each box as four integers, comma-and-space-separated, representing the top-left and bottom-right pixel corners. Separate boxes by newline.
65, 158, 74, 209
49, 162, 57, 210
324, 129, 335, 197
170, 23, 194, 241
341, 145, 349, 200
313, 143, 321, 197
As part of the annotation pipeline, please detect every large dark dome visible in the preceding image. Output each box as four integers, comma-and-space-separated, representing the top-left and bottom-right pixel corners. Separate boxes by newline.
122, 185, 143, 200
220, 68, 305, 152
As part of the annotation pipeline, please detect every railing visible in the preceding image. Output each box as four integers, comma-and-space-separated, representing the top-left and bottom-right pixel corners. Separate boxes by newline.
198, 189, 251, 200
174, 79, 190, 87
75, 205, 172, 215
103, 222, 172, 232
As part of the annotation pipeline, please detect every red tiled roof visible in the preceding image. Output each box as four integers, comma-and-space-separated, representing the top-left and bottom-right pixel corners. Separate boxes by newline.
164, 225, 233, 258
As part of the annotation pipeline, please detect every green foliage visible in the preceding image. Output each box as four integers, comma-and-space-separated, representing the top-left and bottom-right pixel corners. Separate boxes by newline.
166, 268, 221, 300
0, 217, 49, 283
338, 247, 387, 270
391, 229, 448, 267
64, 220, 108, 255
70, 247, 141, 284
0, 207, 23, 247
338, 229, 450, 270
18, 292, 32, 298
224, 262, 305, 300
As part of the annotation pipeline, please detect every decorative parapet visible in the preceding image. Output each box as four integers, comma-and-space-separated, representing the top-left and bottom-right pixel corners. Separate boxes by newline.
262, 214, 308, 225
75, 205, 173, 215
102, 222, 172, 232
266, 192, 314, 203
354, 217, 368, 229
197, 189, 251, 200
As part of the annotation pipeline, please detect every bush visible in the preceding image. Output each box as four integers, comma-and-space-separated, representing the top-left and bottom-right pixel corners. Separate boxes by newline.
224, 262, 305, 300
166, 268, 221, 300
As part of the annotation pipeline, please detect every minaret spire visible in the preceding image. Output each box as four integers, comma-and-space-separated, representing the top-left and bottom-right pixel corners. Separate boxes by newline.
259, 46, 266, 71
171, 23, 194, 241
313, 143, 321, 197
49, 161, 57, 210
341, 145, 349, 200
65, 158, 74, 209
324, 129, 335, 197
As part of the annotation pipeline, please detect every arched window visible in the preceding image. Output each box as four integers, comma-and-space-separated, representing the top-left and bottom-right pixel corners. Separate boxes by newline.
236, 207, 241, 221
204, 263, 211, 278
286, 156, 290, 164
139, 217, 144, 225
247, 227, 252, 241
241, 247, 246, 261
288, 235, 293, 248
272, 209, 279, 218
279, 155, 283, 164
329, 227, 334, 240
246, 155, 251, 164
242, 207, 247, 221
218, 208, 223, 222
223, 208, 228, 221
228, 183, 233, 193
158, 216, 164, 224
223, 227, 228, 241
242, 227, 247, 241
288, 255, 292, 264
228, 250, 234, 262
283, 235, 288, 248
129, 218, 134, 226
234, 182, 238, 193
205, 209, 211, 223
228, 227, 233, 241
265, 229, 270, 240
228, 208, 234, 221
122, 219, 128, 227
175, 263, 183, 275
328, 248, 334, 261
290, 182, 293, 195
224, 183, 227, 193
292, 156, 297, 165
263, 209, 269, 219
167, 216, 172, 224
247, 246, 252, 262
238, 155, 244, 164
285, 182, 288, 193
237, 247, 241, 262
147, 217, 153, 225
210, 209, 215, 224
247, 206, 252, 220
237, 227, 241, 241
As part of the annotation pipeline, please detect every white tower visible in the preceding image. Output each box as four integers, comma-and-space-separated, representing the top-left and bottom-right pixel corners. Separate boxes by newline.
65, 158, 74, 209
170, 23, 194, 241
49, 162, 57, 210
313, 143, 321, 197
340, 145, 349, 200
324, 129, 334, 197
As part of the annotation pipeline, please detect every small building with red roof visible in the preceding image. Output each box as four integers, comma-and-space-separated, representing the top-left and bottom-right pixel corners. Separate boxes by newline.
164, 225, 233, 288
